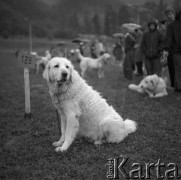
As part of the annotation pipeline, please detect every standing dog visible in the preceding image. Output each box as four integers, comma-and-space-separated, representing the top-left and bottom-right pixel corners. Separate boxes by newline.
128, 74, 168, 98
75, 49, 110, 78
43, 57, 137, 152
36, 50, 51, 74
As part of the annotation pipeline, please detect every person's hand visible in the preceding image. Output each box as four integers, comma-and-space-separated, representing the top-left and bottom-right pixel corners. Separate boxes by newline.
163, 50, 169, 57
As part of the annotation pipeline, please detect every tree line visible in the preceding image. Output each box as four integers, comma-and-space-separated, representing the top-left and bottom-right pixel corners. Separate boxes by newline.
0, 0, 180, 39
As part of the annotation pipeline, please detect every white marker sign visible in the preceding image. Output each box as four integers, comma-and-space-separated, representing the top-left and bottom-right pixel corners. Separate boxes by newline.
18, 51, 35, 117
18, 51, 36, 68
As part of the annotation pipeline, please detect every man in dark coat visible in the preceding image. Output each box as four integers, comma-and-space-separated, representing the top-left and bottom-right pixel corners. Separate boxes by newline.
141, 19, 164, 76
164, 10, 181, 92
164, 7, 176, 88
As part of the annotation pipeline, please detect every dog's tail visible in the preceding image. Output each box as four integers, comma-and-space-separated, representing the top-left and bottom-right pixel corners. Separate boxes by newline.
124, 119, 137, 134
128, 84, 143, 93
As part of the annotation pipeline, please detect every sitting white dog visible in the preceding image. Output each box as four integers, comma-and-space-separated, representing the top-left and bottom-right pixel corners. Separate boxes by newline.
128, 74, 168, 98
43, 57, 137, 152
75, 49, 110, 78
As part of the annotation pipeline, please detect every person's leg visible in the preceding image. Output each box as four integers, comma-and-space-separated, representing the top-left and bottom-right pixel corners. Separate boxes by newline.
167, 54, 175, 87
123, 51, 133, 80
144, 58, 153, 75
173, 54, 181, 91
153, 58, 162, 76
136, 62, 143, 76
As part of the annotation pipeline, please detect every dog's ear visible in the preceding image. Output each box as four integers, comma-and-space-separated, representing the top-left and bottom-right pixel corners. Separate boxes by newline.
43, 63, 50, 82
69, 61, 74, 83
150, 74, 158, 86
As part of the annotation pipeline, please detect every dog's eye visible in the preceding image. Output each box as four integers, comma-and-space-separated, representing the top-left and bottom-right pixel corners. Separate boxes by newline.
54, 64, 59, 68
66, 65, 69, 69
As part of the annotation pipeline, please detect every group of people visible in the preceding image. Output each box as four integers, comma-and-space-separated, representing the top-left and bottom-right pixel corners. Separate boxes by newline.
121, 7, 181, 93
78, 38, 105, 58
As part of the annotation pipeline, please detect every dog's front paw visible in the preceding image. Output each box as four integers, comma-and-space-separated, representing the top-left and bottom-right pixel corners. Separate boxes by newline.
52, 140, 64, 147
55, 146, 67, 152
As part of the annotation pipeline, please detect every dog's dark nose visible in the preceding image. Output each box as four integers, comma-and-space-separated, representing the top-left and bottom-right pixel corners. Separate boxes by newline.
62, 72, 68, 78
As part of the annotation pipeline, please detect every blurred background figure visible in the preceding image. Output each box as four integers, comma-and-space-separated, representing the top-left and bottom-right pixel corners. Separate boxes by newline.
90, 39, 97, 58
112, 37, 124, 67
123, 29, 136, 80
134, 28, 144, 76
164, 9, 181, 92
79, 42, 85, 56
164, 7, 176, 88
141, 18, 164, 76
95, 38, 105, 56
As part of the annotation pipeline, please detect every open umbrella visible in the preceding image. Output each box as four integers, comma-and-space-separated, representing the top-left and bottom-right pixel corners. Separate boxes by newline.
122, 23, 142, 32
56, 41, 66, 47
72, 38, 90, 44
112, 33, 124, 38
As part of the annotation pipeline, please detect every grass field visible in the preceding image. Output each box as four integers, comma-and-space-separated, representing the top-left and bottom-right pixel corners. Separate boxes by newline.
0, 39, 181, 180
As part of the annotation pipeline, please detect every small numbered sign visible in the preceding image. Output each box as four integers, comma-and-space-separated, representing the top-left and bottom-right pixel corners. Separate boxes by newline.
18, 51, 36, 68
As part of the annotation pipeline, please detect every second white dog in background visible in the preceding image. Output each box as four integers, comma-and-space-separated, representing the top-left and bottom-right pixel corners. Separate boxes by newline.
75, 49, 110, 78
36, 50, 52, 74
128, 74, 168, 98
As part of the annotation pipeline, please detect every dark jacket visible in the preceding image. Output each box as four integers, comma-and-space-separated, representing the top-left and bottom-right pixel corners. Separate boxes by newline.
164, 20, 181, 54
141, 30, 164, 59
124, 33, 135, 53
141, 19, 164, 59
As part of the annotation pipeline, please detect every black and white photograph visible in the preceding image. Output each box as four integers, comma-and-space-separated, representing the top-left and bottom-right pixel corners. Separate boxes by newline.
0, 0, 181, 179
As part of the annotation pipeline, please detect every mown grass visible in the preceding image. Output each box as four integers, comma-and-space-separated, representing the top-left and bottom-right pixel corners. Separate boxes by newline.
0, 39, 181, 180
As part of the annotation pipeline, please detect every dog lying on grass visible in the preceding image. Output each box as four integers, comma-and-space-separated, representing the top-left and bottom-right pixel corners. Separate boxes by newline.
74, 49, 110, 78
128, 74, 168, 98
43, 57, 137, 152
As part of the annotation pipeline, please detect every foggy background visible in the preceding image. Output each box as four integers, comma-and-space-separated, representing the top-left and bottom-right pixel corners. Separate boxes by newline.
0, 0, 181, 39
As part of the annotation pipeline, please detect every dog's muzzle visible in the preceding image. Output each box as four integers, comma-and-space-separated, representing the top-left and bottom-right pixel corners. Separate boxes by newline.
57, 72, 68, 85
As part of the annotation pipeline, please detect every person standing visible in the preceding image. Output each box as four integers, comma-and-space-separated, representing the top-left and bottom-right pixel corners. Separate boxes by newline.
90, 40, 97, 58
123, 31, 136, 80
164, 10, 181, 92
134, 28, 144, 76
95, 38, 105, 56
113, 37, 124, 65
141, 19, 164, 76
164, 7, 176, 88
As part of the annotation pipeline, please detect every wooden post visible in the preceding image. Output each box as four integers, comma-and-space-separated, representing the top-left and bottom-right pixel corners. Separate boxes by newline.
29, 21, 32, 53
24, 67, 31, 118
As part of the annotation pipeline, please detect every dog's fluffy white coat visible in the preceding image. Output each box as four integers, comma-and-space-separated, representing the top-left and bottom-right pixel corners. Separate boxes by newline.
128, 74, 168, 98
43, 57, 137, 152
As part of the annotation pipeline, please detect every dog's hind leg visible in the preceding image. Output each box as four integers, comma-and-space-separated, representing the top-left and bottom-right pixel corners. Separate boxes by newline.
152, 91, 168, 98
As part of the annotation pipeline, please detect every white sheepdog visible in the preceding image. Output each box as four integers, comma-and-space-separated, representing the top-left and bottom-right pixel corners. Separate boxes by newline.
43, 57, 137, 152
75, 49, 110, 78
128, 74, 168, 98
